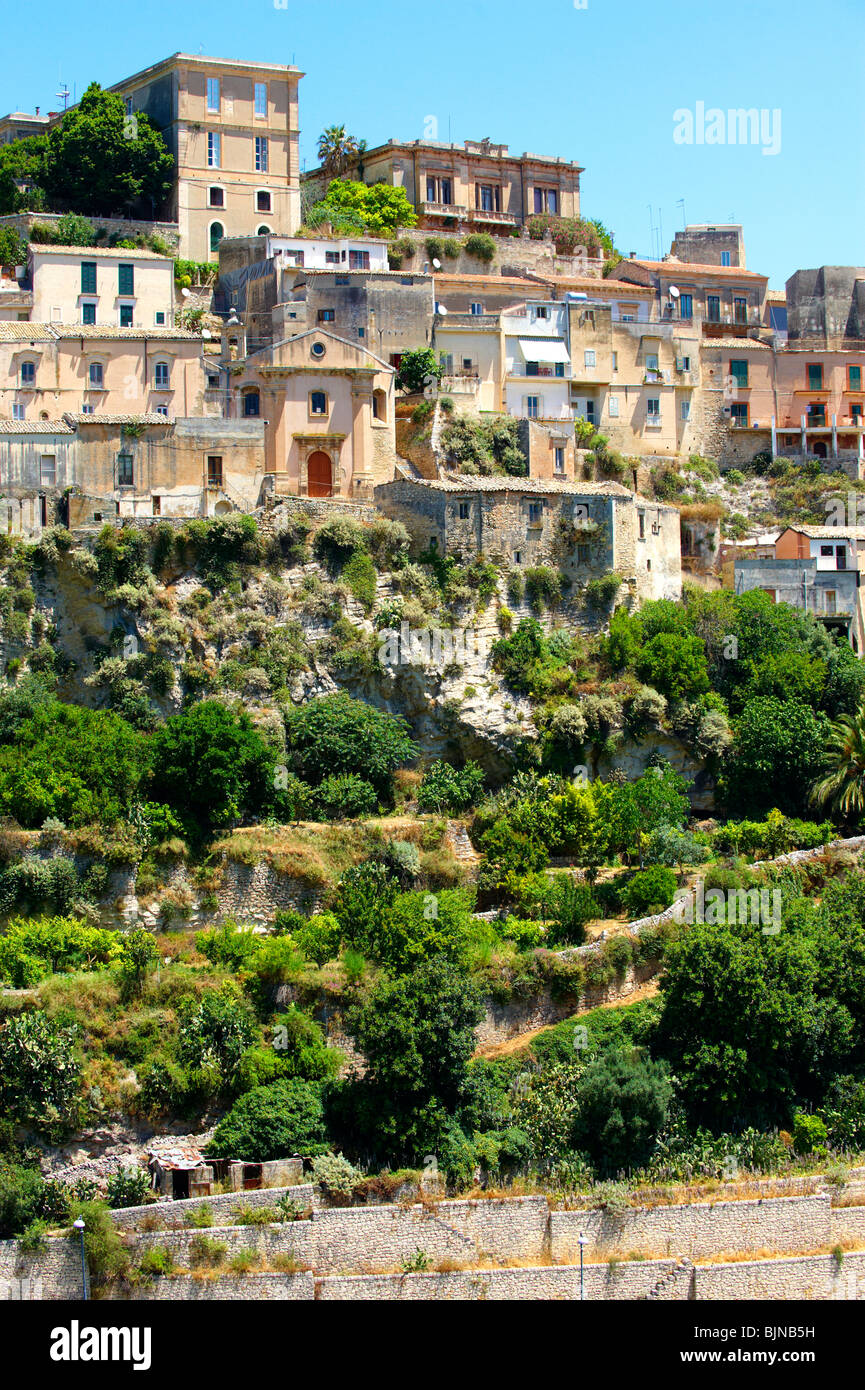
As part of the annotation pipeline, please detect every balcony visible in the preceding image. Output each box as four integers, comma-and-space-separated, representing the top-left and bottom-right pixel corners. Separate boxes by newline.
471, 208, 519, 227
421, 201, 468, 220
645, 415, 663, 429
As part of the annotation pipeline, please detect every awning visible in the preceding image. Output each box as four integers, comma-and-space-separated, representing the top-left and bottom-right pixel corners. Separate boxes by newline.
518, 338, 571, 364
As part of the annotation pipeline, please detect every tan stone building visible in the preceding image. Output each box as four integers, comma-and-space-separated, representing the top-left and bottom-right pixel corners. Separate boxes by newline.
228, 327, 397, 500
27, 244, 175, 329
110, 53, 303, 261
0, 322, 215, 423
376, 474, 681, 604
307, 138, 582, 234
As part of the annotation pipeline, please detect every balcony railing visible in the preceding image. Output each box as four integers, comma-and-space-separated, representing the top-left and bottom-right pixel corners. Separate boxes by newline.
421, 201, 468, 218
645, 415, 663, 429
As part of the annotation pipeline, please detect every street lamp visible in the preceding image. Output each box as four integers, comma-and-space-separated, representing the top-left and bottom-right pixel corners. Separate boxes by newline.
73, 1218, 89, 1301
577, 1232, 589, 1302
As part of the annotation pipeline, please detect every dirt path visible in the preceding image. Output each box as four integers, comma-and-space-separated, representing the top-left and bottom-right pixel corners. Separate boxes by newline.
474, 980, 661, 1060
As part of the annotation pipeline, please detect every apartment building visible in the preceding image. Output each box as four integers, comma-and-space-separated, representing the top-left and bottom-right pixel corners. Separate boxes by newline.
110, 53, 303, 261
610, 257, 769, 338
306, 138, 582, 233
734, 525, 865, 652
0, 322, 214, 423
0, 110, 50, 145
26, 244, 175, 328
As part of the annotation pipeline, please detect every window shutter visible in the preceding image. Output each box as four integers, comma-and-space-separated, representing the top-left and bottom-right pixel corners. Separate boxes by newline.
118, 264, 134, 296
81, 263, 96, 294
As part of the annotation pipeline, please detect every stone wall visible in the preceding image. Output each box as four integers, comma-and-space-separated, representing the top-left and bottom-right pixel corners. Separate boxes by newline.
0, 1236, 81, 1300
696, 1251, 865, 1302
110, 1183, 314, 1232
120, 1272, 315, 1300
552, 1194, 831, 1261
0, 212, 180, 253
317, 1259, 692, 1301
476, 962, 660, 1049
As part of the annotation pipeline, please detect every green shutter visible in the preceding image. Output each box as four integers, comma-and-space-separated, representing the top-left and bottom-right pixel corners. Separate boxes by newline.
850, 366, 862, 392
118, 264, 134, 296
81, 262, 96, 294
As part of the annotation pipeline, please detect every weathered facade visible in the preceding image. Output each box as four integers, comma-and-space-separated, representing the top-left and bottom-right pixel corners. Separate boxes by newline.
375, 475, 681, 604
734, 524, 865, 652
27, 244, 175, 329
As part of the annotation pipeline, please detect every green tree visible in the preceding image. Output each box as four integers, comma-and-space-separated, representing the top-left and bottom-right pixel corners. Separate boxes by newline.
0, 1012, 81, 1131
176, 986, 258, 1086
148, 701, 276, 830
308, 178, 417, 238
395, 346, 442, 394
637, 632, 709, 700
285, 692, 417, 797
572, 1049, 672, 1175
40, 84, 174, 217
722, 697, 828, 817
207, 1079, 327, 1161
416, 761, 485, 813
811, 701, 865, 820
316, 126, 359, 177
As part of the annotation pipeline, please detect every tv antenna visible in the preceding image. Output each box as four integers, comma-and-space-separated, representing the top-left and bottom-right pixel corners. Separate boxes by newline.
56, 83, 70, 111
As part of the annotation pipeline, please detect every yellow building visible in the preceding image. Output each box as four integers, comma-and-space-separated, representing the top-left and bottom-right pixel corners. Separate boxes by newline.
28, 244, 175, 329
111, 53, 303, 262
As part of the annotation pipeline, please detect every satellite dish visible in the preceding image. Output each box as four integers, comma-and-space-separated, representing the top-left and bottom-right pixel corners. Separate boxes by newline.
669, 286, 680, 298
436, 304, 448, 316
201, 329, 212, 340
432, 258, 442, 270
181, 287, 190, 298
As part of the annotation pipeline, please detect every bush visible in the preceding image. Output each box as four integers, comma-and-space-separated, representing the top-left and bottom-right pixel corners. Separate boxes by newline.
525, 567, 563, 612
148, 701, 276, 832
416, 761, 485, 813
622, 866, 678, 918
285, 692, 417, 798
463, 233, 496, 263
106, 1167, 150, 1210
0, 1011, 81, 1132
584, 572, 622, 609
207, 1079, 327, 1161
572, 1049, 672, 1175
311, 1152, 363, 1201
313, 773, 378, 821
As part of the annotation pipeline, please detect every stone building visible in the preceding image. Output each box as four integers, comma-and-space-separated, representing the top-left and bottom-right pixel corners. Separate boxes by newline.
786, 267, 865, 350
375, 474, 681, 603
670, 224, 747, 269
305, 138, 583, 233
26, 244, 176, 329
610, 257, 769, 337
0, 321, 216, 424
228, 327, 397, 500
734, 524, 865, 652
108, 53, 304, 261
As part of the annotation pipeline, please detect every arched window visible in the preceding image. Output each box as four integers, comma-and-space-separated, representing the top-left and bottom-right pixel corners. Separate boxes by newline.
257, 225, 271, 236
242, 388, 260, 418
372, 388, 387, 422
310, 391, 327, 417
154, 361, 170, 390
209, 221, 224, 255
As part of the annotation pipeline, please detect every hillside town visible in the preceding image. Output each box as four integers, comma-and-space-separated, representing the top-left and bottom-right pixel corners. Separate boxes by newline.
2, 42, 865, 1325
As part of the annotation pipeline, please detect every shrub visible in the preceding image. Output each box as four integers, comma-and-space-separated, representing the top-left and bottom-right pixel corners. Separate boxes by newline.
106, 1167, 150, 1210
621, 866, 678, 918
572, 1050, 672, 1175
148, 701, 276, 832
463, 233, 496, 263
311, 1152, 363, 1201
0, 1011, 81, 1132
416, 761, 485, 813
525, 566, 563, 612
285, 692, 417, 797
207, 1079, 327, 1161
313, 773, 378, 821
585, 572, 622, 609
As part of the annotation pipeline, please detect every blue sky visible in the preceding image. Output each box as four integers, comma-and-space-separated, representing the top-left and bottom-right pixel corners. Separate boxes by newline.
3, 0, 861, 286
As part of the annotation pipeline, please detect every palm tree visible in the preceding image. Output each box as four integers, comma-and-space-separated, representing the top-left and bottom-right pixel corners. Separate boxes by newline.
317, 126, 359, 178
811, 703, 865, 818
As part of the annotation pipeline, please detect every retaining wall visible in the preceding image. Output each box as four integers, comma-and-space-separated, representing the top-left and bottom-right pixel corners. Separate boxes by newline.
694, 1251, 865, 1301
0, 1237, 81, 1300
552, 1194, 831, 1262
110, 1183, 314, 1232
120, 1272, 315, 1301
317, 1259, 692, 1301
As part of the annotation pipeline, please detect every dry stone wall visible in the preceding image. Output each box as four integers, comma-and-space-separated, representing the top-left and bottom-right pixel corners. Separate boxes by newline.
121, 1272, 315, 1301
317, 1259, 693, 1301
695, 1251, 865, 1302
0, 1237, 81, 1300
110, 1183, 314, 1232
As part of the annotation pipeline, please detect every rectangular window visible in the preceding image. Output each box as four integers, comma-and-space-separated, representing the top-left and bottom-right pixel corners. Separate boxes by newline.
809, 403, 827, 426
730, 359, 749, 388
608, 396, 619, 417
731, 402, 749, 426
117, 452, 134, 486
470, 302, 484, 316
733, 297, 747, 325
207, 456, 223, 488
849, 365, 862, 392
152, 496, 161, 515
577, 543, 591, 565
707, 295, 721, 323
208, 132, 221, 168
638, 512, 646, 539
721, 251, 731, 266
646, 352, 659, 372
81, 262, 97, 295
526, 396, 540, 419
310, 391, 327, 416
254, 82, 267, 117
611, 351, 618, 372
155, 405, 168, 418
528, 502, 543, 524
680, 355, 691, 372
584, 350, 596, 368
155, 311, 166, 326
441, 178, 452, 204
154, 362, 170, 389
207, 77, 220, 112
534, 188, 544, 214
324, 252, 340, 265
40, 455, 56, 486
852, 404, 863, 423
534, 306, 549, 320
255, 136, 268, 173
257, 190, 271, 212
349, 250, 370, 270
335, 274, 350, 286
119, 305, 133, 328
458, 501, 470, 519
808, 363, 824, 390
20, 362, 35, 385
426, 176, 437, 203
88, 362, 103, 388
837, 545, 847, 571
554, 447, 565, 472
535, 188, 557, 213
317, 309, 335, 322
681, 400, 691, 421
118, 264, 134, 296
209, 186, 224, 207
647, 398, 660, 417
12, 403, 25, 420
679, 293, 693, 319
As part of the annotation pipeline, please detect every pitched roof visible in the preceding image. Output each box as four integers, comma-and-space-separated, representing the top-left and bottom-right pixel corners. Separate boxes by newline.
0, 418, 75, 434
619, 258, 768, 282
388, 472, 648, 500
53, 325, 201, 340
29, 244, 171, 261
62, 412, 172, 426
784, 525, 865, 540
0, 323, 57, 341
